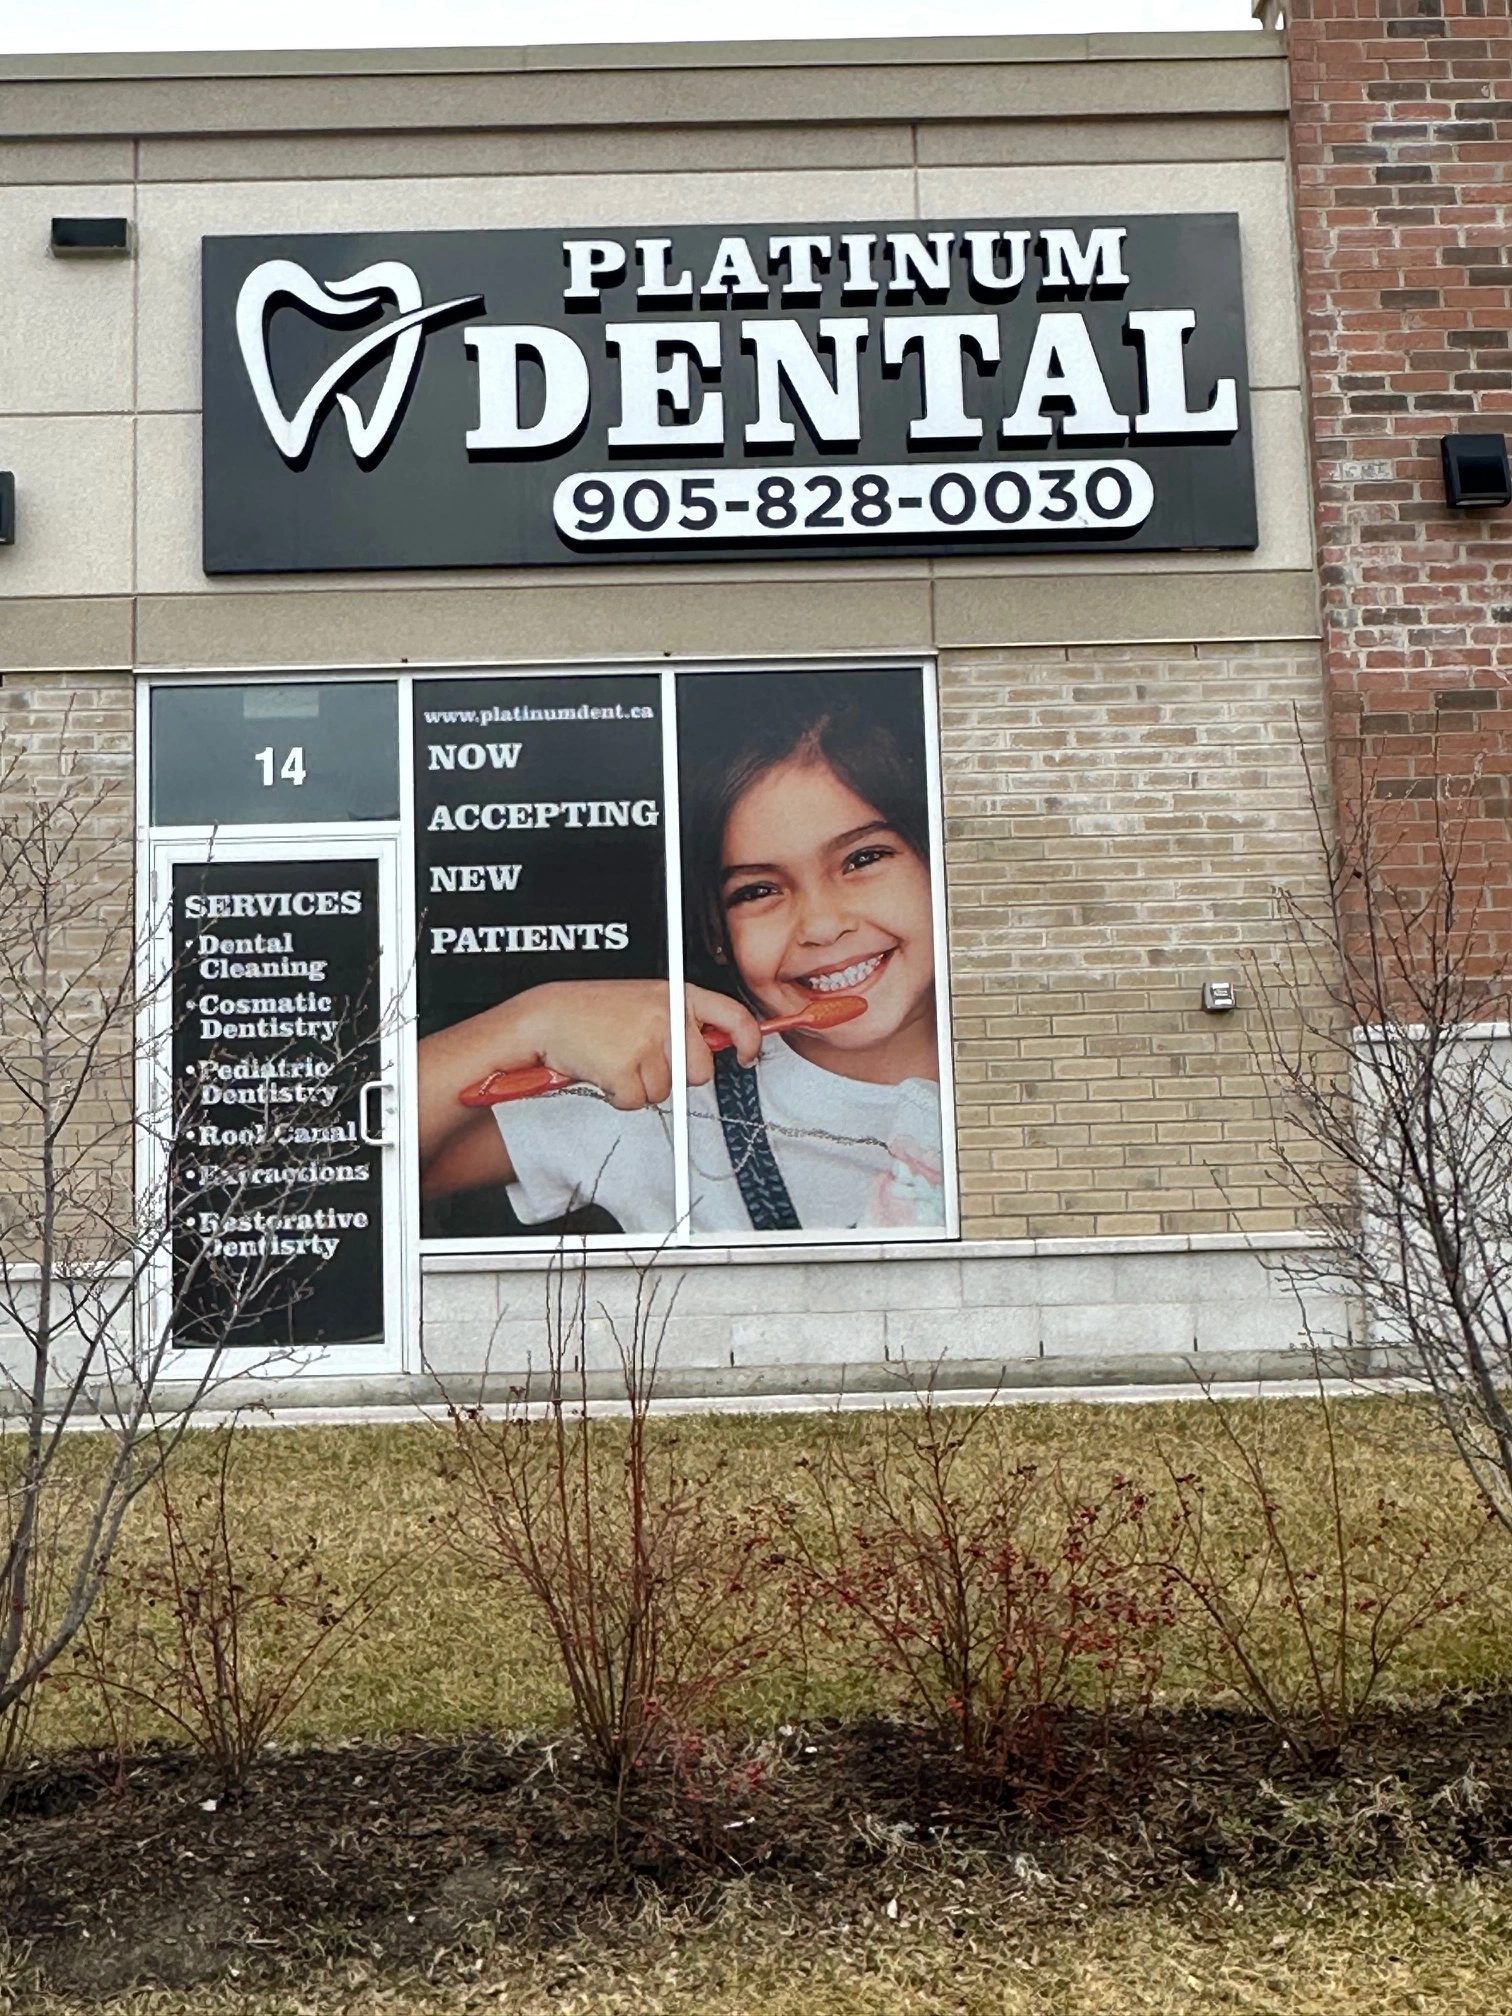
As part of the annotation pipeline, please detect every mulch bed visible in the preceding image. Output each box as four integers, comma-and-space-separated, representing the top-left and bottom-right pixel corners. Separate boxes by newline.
4, 1699, 1512, 1998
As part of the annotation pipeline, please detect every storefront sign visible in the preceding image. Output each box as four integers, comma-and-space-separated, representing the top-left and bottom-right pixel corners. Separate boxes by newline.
201, 215, 1255, 573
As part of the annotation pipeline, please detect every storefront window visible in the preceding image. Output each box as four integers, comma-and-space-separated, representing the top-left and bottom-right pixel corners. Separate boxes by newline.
413, 664, 951, 1245
145, 661, 955, 1260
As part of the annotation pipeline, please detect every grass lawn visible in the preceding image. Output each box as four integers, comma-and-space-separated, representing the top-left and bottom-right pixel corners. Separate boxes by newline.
7, 1880, 1512, 2015
4, 1392, 1512, 2012
24, 1393, 1512, 1754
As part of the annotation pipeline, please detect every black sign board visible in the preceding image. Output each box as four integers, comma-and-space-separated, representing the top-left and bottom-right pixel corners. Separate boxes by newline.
413, 674, 666, 1239
169, 858, 385, 1349
201, 214, 1255, 574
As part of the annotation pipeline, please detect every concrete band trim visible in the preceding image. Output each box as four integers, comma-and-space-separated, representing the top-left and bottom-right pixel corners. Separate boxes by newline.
420, 1229, 1331, 1276
0, 32, 1288, 83
0, 36, 1288, 139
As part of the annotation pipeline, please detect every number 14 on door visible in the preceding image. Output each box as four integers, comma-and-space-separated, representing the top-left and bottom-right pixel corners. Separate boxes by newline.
254, 746, 307, 788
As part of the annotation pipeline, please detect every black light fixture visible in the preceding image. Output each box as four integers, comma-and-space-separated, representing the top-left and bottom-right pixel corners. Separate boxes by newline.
49, 217, 133, 258
0, 472, 14, 546
1441, 432, 1512, 510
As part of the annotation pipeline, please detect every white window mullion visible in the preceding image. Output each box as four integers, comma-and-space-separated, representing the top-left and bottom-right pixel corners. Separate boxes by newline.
660, 667, 691, 1241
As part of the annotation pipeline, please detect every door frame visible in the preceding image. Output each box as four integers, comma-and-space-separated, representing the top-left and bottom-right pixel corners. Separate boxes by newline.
141, 831, 416, 1382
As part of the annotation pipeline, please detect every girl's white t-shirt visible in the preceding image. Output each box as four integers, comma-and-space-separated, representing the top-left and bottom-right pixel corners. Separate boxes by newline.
494, 1036, 945, 1236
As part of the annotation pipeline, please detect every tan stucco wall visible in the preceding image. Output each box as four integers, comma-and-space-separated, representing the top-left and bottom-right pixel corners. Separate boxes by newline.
0, 31, 1326, 1251
0, 31, 1310, 670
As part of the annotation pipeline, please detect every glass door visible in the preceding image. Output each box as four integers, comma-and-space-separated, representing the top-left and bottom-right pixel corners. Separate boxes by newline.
145, 834, 409, 1379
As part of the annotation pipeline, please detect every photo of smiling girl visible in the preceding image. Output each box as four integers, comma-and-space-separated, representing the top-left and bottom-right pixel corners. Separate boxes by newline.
416, 667, 947, 1237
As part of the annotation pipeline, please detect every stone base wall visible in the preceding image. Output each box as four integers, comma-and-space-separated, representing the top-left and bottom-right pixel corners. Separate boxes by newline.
0, 1238, 1361, 1416
413, 1237, 1356, 1399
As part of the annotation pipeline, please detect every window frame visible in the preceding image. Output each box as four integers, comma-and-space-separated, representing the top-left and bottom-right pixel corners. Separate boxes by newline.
138, 654, 960, 1257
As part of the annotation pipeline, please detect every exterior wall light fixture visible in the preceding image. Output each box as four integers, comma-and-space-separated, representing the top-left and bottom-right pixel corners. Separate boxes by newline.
1202, 979, 1237, 1014
1441, 433, 1512, 510
49, 217, 134, 258
0, 472, 14, 546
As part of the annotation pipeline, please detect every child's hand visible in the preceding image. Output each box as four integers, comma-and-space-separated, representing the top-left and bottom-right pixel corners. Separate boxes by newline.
515, 981, 762, 1111
417, 978, 767, 1194
683, 985, 763, 1089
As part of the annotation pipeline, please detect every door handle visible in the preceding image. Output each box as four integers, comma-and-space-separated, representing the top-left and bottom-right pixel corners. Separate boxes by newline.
358, 1079, 394, 1147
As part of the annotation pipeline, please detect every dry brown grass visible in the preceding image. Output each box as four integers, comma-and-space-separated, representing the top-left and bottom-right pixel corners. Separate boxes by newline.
5, 1879, 1512, 2015
7, 1394, 1512, 2013
22, 1391, 1512, 1758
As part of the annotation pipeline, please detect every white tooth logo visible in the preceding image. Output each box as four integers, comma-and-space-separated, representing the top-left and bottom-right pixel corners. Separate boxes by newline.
235, 258, 482, 464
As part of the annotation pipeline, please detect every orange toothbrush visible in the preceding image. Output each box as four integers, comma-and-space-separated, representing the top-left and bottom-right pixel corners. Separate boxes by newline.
699, 993, 867, 1051
458, 994, 868, 1106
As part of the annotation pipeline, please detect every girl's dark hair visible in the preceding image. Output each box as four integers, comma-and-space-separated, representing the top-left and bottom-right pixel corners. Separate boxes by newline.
678, 668, 931, 995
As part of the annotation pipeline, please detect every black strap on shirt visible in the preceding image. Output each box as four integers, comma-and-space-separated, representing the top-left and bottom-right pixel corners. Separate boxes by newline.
712, 1049, 802, 1232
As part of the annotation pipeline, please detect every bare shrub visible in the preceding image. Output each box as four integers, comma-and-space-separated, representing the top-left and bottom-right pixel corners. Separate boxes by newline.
69, 1419, 404, 1793
0, 704, 378, 1774
1257, 729, 1512, 1537
781, 1382, 1172, 1800
442, 1250, 781, 1812
1156, 1375, 1495, 1769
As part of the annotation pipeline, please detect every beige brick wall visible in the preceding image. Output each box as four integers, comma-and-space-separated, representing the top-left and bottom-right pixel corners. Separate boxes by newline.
0, 672, 136, 1261
0, 672, 134, 769
0, 657, 1335, 1254
940, 640, 1331, 1241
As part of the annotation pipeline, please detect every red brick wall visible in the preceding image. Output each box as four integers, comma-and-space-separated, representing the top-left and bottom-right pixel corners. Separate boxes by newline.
1289, 0, 1512, 957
